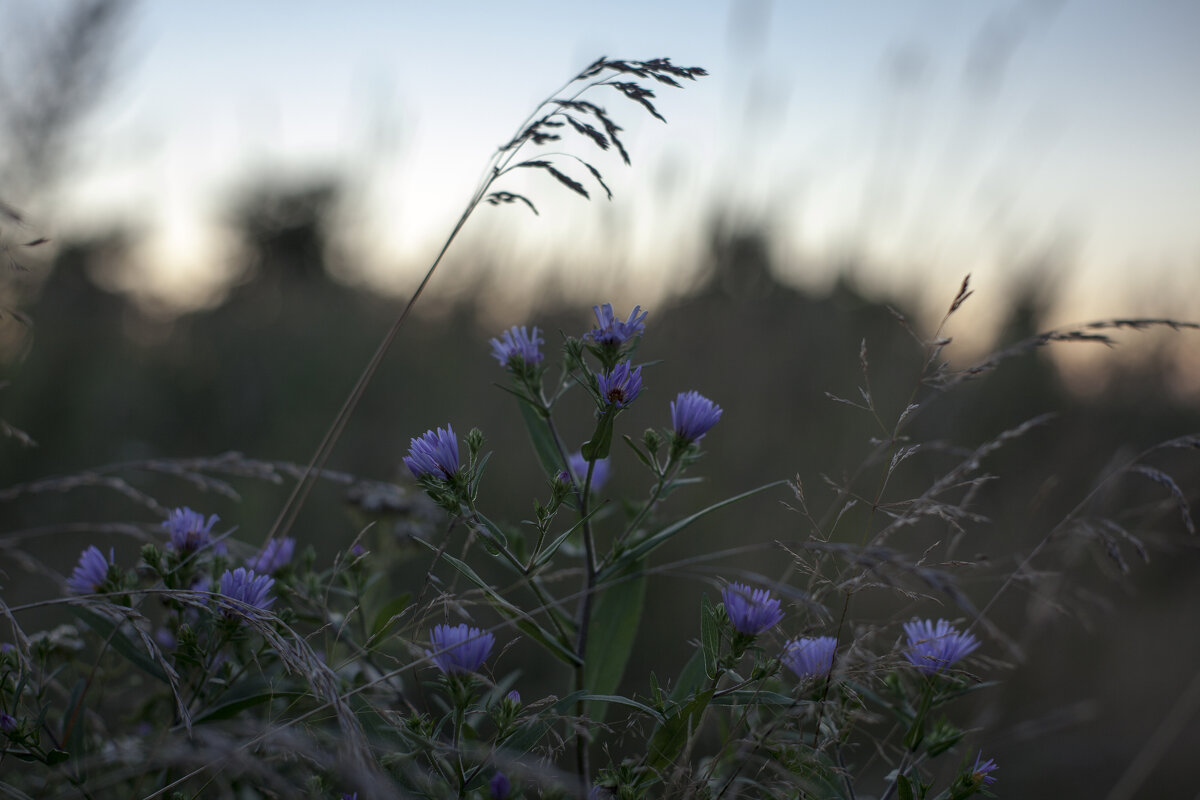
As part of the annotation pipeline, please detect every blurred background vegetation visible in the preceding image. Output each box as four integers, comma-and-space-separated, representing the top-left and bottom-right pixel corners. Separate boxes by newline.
2, 2, 1199, 797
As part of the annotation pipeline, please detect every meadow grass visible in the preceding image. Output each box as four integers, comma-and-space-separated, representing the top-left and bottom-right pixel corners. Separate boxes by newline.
2, 57, 1198, 800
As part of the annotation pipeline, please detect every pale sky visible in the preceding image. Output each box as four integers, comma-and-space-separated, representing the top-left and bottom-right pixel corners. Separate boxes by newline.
10, 0, 1200, 332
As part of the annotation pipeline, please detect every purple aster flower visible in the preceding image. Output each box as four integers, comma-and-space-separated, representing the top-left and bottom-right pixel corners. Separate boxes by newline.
218, 567, 275, 617
67, 546, 115, 595
970, 751, 998, 786
564, 451, 612, 491
426, 623, 495, 674
670, 391, 723, 445
489, 771, 512, 799
0, 711, 16, 735
596, 361, 643, 409
403, 425, 460, 481
505, 689, 521, 704
490, 325, 544, 367
903, 618, 979, 675
163, 507, 219, 553
782, 636, 838, 681
721, 582, 785, 636
245, 537, 296, 574
584, 303, 647, 348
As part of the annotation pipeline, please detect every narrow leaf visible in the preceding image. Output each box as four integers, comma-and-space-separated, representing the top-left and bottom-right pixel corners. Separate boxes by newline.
600, 480, 788, 580
195, 691, 308, 724
644, 689, 714, 772
700, 593, 720, 679
68, 606, 168, 683
584, 559, 647, 722
370, 593, 412, 640
414, 539, 581, 667
517, 399, 563, 480
581, 412, 616, 461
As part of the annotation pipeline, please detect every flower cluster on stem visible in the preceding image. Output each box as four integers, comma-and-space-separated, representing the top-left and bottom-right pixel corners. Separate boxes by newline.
404, 425, 461, 482
427, 623, 495, 675
722, 582, 784, 637
596, 361, 643, 409
163, 507, 220, 553
67, 546, 116, 595
245, 537, 296, 574
782, 636, 838, 682
903, 618, 979, 675
218, 567, 275, 619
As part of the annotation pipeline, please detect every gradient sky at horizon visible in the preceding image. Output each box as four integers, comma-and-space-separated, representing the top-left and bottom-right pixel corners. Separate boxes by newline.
9, 0, 1200, 334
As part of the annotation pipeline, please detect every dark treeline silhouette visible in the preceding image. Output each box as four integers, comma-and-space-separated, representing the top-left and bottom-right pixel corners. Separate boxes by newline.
2, 179, 1199, 796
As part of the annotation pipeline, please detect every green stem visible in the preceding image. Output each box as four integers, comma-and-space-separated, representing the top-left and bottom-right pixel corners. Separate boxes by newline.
613, 455, 681, 559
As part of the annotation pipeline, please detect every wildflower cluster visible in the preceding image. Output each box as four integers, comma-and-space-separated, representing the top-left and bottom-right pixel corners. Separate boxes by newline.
15, 53, 1191, 796
9, 286, 1031, 800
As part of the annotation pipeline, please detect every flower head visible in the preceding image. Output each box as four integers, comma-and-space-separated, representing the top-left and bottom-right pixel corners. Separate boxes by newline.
218, 568, 275, 617
245, 537, 296, 574
505, 689, 521, 704
596, 361, 643, 409
163, 507, 219, 553
67, 546, 115, 595
584, 303, 647, 348
0, 712, 17, 735
404, 425, 461, 481
490, 325, 544, 367
721, 582, 785, 636
970, 751, 999, 786
782, 636, 838, 681
489, 771, 512, 799
671, 391, 723, 445
426, 623, 495, 674
903, 618, 979, 675
564, 451, 612, 491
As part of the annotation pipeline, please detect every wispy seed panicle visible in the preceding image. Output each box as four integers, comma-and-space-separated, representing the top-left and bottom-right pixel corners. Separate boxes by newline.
604, 81, 666, 122
514, 160, 590, 199
948, 273, 974, 315
484, 191, 538, 215
495, 57, 706, 202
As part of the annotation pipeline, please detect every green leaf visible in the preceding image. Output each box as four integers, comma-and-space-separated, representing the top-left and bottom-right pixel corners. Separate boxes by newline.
904, 682, 934, 751
195, 691, 308, 724
532, 506, 602, 569
370, 593, 412, 640
583, 559, 646, 722
577, 693, 663, 721
581, 412, 616, 461
63, 678, 86, 763
622, 434, 656, 471
472, 510, 510, 552
898, 773, 915, 800
517, 397, 563, 479
498, 690, 588, 756
67, 606, 168, 684
668, 651, 708, 704
708, 690, 796, 706
644, 689, 714, 772
0, 779, 40, 800
45, 749, 70, 766
413, 539, 581, 667
599, 480, 788, 581
700, 594, 720, 680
